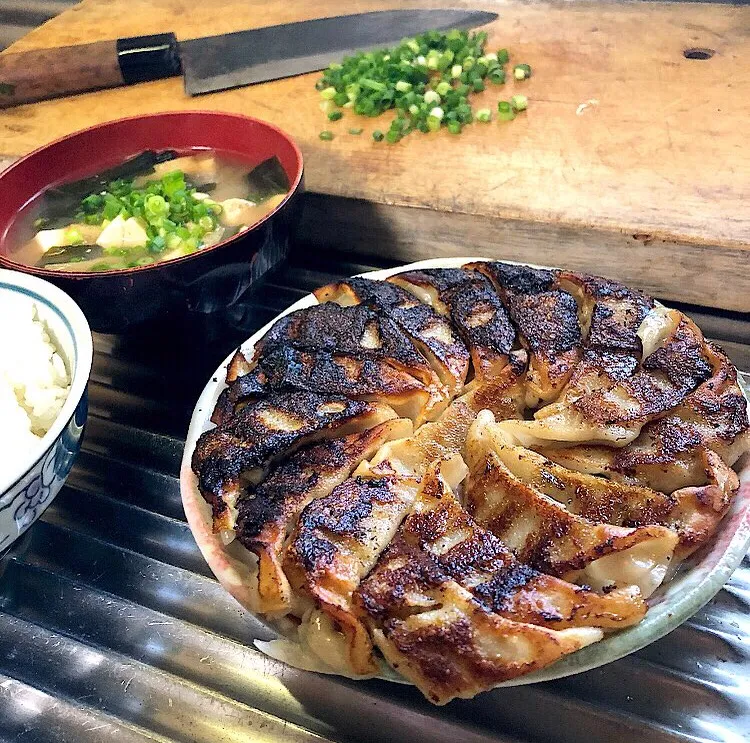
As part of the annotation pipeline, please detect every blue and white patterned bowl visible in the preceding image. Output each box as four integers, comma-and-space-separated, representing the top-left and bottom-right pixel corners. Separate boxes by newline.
0, 269, 92, 551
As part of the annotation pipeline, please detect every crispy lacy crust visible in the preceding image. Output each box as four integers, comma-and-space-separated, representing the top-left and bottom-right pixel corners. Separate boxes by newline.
194, 259, 749, 704
315, 277, 470, 395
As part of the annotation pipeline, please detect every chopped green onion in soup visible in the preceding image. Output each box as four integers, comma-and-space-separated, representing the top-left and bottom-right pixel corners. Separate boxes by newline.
11, 151, 291, 272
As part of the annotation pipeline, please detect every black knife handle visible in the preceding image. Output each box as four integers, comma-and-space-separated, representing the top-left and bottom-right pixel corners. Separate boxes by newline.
117, 33, 182, 84
0, 33, 182, 109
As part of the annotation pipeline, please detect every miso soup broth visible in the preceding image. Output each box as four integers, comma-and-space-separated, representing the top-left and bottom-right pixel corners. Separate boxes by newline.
8, 149, 291, 273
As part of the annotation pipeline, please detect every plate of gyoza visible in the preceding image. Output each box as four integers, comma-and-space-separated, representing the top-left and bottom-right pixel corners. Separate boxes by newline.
180, 257, 750, 705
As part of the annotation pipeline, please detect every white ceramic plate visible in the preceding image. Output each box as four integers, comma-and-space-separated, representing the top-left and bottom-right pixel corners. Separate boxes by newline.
180, 257, 750, 686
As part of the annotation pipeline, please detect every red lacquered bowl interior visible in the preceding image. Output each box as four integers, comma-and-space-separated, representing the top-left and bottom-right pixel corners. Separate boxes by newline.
0, 111, 303, 278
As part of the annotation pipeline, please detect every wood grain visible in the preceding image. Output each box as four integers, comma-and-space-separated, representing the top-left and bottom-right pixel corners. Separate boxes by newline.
297, 194, 750, 313
0, 41, 123, 108
1, 0, 749, 310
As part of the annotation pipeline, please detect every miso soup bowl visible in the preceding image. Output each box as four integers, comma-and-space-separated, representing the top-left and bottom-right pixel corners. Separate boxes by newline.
0, 112, 304, 333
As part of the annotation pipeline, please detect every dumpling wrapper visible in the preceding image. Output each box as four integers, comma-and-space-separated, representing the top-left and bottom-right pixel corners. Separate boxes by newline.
235, 417, 412, 614
476, 415, 740, 560
468, 261, 582, 405
536, 341, 750, 494
314, 276, 470, 396
282, 473, 424, 674
496, 312, 713, 449
388, 268, 519, 381
361, 365, 525, 481
357, 463, 646, 632
192, 392, 397, 531
464, 412, 679, 597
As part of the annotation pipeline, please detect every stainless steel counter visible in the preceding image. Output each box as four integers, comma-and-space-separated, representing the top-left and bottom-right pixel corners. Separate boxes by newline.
1, 251, 748, 743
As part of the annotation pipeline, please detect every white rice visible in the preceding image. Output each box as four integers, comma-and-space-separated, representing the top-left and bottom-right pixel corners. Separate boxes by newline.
0, 291, 70, 478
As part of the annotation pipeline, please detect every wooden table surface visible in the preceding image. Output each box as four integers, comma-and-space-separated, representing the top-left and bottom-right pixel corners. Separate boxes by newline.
1, 0, 749, 311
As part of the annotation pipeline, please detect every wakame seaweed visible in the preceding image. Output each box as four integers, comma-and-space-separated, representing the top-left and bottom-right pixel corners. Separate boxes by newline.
245, 157, 290, 203
36, 244, 104, 267
36, 150, 179, 228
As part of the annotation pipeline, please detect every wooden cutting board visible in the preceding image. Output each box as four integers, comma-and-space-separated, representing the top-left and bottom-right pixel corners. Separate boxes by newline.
1, 0, 749, 311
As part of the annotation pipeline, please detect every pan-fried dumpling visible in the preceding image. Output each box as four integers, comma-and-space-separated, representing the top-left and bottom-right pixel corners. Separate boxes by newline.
253, 302, 446, 396
283, 473, 421, 674
251, 345, 442, 424
469, 411, 737, 559
538, 342, 750, 492
497, 313, 713, 448
192, 392, 397, 531
556, 271, 654, 354
465, 412, 679, 596
363, 365, 525, 480
388, 268, 519, 380
361, 578, 601, 705
212, 345, 442, 425
360, 464, 647, 630
610, 342, 749, 476
469, 261, 582, 405
314, 276, 470, 396
355, 471, 605, 705
388, 267, 476, 314
193, 262, 750, 703
234, 418, 412, 614
211, 350, 267, 425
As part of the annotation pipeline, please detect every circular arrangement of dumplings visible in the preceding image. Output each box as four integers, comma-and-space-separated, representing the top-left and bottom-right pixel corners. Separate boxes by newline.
191, 261, 750, 705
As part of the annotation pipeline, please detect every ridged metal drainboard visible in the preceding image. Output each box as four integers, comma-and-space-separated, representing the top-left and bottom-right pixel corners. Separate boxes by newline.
1, 252, 748, 743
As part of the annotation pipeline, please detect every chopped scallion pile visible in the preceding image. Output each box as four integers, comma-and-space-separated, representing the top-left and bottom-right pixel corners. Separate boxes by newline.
315, 29, 531, 140
319, 130, 334, 141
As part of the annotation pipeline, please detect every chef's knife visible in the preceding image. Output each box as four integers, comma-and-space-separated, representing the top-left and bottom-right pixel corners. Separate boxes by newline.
0, 9, 497, 108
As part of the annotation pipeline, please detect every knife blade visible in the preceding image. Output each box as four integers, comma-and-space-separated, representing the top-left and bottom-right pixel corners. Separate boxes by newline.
180, 9, 499, 96
0, 9, 497, 109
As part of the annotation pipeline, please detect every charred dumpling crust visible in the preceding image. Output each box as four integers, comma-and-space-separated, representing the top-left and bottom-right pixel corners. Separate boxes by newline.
556, 271, 654, 354
235, 418, 412, 614
190, 259, 749, 705
469, 261, 582, 404
388, 268, 518, 380
284, 473, 420, 674
315, 276, 470, 395
253, 302, 442, 390
357, 465, 647, 632
192, 392, 397, 530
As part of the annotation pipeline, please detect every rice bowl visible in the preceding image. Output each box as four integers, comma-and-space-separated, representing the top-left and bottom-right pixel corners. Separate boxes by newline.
0, 291, 71, 481
0, 269, 92, 550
